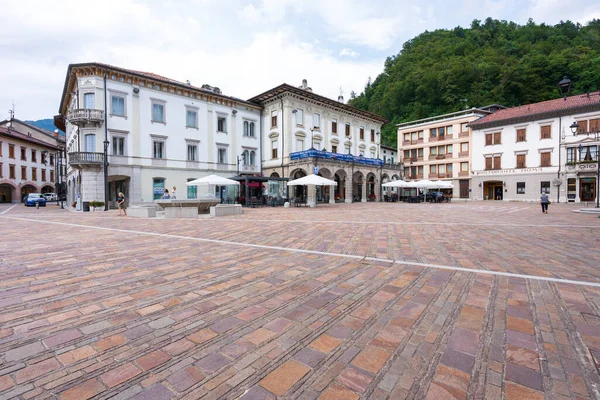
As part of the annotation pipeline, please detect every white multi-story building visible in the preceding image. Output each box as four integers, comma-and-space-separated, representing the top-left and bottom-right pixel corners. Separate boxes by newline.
55, 63, 262, 209
248, 80, 402, 204
0, 118, 64, 203
469, 91, 600, 203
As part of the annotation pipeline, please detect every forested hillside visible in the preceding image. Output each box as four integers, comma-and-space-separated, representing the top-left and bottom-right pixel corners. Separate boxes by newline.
349, 18, 600, 147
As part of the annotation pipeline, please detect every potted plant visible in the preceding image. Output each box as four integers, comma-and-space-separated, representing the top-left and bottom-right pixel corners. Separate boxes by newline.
368, 193, 376, 201
72, 201, 77, 208
334, 194, 342, 202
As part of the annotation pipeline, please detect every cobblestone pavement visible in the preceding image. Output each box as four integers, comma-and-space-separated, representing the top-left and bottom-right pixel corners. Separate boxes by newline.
0, 201, 599, 399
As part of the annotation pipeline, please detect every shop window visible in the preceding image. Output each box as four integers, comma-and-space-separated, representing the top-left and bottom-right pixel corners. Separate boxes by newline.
540, 181, 550, 194
517, 182, 525, 194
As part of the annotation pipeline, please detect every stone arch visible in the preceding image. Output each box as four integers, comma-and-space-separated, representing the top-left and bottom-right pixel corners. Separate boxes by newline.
41, 184, 55, 194
270, 172, 280, 178
366, 172, 377, 198
334, 169, 347, 201
0, 181, 17, 203
352, 171, 364, 202
20, 183, 39, 202
289, 168, 308, 200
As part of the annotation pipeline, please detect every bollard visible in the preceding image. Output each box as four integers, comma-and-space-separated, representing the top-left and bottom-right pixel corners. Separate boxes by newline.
36, 202, 39, 209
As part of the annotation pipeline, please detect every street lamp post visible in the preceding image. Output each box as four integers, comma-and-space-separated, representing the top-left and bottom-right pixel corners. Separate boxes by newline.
103, 139, 109, 211
237, 155, 242, 175
570, 121, 600, 208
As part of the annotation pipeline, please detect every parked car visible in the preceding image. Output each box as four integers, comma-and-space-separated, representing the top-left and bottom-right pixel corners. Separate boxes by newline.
43, 193, 58, 201
24, 193, 47, 207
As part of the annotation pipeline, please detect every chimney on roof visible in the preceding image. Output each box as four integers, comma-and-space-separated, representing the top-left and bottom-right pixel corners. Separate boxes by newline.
186, 80, 191, 86
302, 79, 307, 88
338, 95, 344, 103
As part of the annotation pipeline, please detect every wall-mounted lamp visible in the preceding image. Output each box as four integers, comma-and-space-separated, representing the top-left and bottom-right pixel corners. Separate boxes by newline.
232, 110, 237, 115
478, 183, 482, 187
503, 182, 506, 187
292, 109, 298, 113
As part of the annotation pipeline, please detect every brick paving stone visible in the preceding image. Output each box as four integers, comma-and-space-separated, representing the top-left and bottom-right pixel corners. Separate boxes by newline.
94, 334, 127, 351
59, 378, 106, 400
195, 353, 231, 374
505, 381, 544, 400
100, 362, 142, 388
57, 345, 97, 365
0, 375, 15, 392
130, 383, 174, 400
4, 341, 46, 362
135, 350, 171, 371
15, 358, 61, 384
260, 360, 311, 396
167, 366, 206, 392
187, 328, 218, 344
336, 366, 373, 393
244, 328, 277, 345
318, 383, 360, 400
351, 345, 391, 374
309, 334, 342, 353
505, 363, 543, 391
239, 385, 276, 400
293, 347, 327, 368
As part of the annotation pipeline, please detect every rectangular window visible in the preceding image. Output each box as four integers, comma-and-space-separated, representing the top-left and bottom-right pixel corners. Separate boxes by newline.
460, 162, 468, 172
32, 168, 37, 181
0, 163, 2, 178
589, 118, 600, 132
345, 123, 351, 137
50, 154, 54, 165
439, 164, 446, 174
313, 113, 320, 128
295, 109, 303, 126
439, 127, 445, 137
271, 140, 278, 159
431, 128, 437, 138
567, 147, 576, 163
186, 110, 198, 128
540, 152, 551, 167
404, 150, 410, 159
461, 122, 469, 132
332, 119, 337, 133
371, 129, 375, 142
83, 93, 95, 109
516, 129, 526, 142
580, 145, 598, 161
9, 144, 15, 159
493, 132, 501, 144
217, 148, 227, 164
50, 170, 54, 182
41, 169, 46, 181
485, 133, 492, 146
493, 155, 501, 169
516, 154, 526, 168
576, 120, 588, 134
85, 134, 96, 152
447, 126, 453, 135
217, 117, 226, 132
271, 110, 277, 127
0, 141, 2, 157
21, 166, 27, 180
21, 147, 26, 161
404, 133, 410, 142
430, 147, 437, 156
540, 125, 551, 139
517, 182, 526, 194
438, 146, 446, 155
430, 165, 437, 174
187, 144, 198, 161
153, 140, 165, 159
31, 150, 37, 163
296, 139, 304, 151
332, 145, 337, 153
485, 157, 493, 170
111, 95, 125, 116
359, 128, 364, 140
187, 178, 197, 199
540, 181, 550, 194
152, 102, 165, 123
10, 165, 15, 179
112, 137, 125, 155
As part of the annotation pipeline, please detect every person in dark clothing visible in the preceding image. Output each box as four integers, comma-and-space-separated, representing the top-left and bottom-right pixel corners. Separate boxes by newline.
117, 192, 127, 216
540, 193, 550, 214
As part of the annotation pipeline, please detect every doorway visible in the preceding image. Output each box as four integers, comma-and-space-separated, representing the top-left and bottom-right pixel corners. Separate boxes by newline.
483, 181, 503, 200
580, 178, 596, 202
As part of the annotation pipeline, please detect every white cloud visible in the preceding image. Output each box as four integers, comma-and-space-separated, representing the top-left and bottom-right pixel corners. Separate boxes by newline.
340, 48, 359, 57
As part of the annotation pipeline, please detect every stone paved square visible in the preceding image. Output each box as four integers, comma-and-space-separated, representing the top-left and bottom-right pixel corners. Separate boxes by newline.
1, 201, 600, 399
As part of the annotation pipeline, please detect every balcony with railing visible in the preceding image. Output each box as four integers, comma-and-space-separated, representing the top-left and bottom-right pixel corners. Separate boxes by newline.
459, 131, 469, 138
68, 152, 105, 169
243, 164, 258, 172
565, 161, 598, 173
67, 109, 104, 126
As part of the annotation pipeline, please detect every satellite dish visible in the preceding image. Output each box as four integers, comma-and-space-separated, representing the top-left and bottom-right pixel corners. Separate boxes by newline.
552, 178, 562, 186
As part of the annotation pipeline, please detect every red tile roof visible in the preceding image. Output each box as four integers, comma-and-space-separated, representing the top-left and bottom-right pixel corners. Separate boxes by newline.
469, 91, 600, 129
0, 126, 62, 150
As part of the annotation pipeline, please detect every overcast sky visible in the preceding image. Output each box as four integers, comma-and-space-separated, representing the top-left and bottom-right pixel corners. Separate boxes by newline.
1, 0, 599, 121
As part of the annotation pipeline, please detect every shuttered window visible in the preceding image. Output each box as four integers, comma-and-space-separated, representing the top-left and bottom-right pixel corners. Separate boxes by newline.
485, 134, 492, 146
485, 157, 493, 170
493, 132, 501, 144
516, 154, 526, 168
540, 152, 551, 167
516, 129, 526, 142
540, 125, 551, 139
493, 156, 501, 169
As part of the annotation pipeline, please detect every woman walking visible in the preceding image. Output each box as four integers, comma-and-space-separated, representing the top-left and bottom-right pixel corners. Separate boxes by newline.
117, 192, 127, 216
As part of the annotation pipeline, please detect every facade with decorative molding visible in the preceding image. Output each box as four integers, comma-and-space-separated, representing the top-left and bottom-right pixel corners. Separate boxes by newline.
0, 119, 64, 203
248, 80, 402, 205
55, 63, 262, 209
469, 91, 600, 203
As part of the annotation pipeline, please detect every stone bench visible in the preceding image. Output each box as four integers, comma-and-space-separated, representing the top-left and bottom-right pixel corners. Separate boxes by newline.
128, 206, 157, 218
156, 199, 219, 219
210, 204, 242, 217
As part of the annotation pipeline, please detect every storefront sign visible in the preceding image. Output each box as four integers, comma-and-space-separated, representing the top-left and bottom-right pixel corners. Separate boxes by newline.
472, 167, 546, 176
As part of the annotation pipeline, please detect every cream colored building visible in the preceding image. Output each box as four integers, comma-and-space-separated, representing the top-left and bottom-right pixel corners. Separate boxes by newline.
397, 107, 502, 198
248, 80, 403, 205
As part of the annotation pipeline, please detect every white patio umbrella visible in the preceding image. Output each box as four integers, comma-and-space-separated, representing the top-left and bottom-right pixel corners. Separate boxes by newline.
414, 179, 437, 189
382, 180, 412, 188
287, 174, 337, 186
186, 174, 240, 186
432, 180, 454, 189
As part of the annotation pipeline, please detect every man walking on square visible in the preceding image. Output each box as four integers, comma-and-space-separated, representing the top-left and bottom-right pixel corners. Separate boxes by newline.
540, 192, 550, 214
